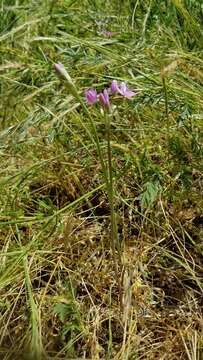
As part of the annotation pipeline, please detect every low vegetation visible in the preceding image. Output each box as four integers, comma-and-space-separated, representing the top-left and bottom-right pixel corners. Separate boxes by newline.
0, 0, 203, 359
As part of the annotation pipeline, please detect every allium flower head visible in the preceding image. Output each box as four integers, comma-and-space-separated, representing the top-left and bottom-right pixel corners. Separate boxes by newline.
85, 88, 97, 105
101, 30, 114, 37
99, 89, 110, 108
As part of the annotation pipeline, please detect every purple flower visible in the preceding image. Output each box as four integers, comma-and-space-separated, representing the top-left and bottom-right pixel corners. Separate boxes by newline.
99, 89, 110, 108
111, 80, 120, 94
118, 82, 136, 98
110, 80, 136, 98
101, 30, 114, 37
85, 88, 98, 105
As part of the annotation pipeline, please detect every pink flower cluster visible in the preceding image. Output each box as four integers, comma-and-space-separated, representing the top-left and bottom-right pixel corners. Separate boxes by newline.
85, 80, 136, 109
100, 30, 115, 37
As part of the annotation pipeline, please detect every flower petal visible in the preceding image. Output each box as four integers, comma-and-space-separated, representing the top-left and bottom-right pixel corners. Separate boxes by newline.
99, 89, 110, 108
85, 88, 97, 104
111, 80, 120, 94
123, 89, 136, 98
118, 82, 127, 96
118, 82, 136, 98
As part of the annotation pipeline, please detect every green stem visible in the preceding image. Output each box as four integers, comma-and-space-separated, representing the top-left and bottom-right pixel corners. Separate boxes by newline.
162, 76, 169, 132
79, 98, 108, 185
105, 111, 123, 311
162, 76, 170, 148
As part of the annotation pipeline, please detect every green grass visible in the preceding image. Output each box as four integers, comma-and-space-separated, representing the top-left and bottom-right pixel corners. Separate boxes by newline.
0, 0, 203, 359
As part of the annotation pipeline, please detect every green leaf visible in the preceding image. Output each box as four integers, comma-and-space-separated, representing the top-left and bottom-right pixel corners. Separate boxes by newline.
53, 303, 74, 323
140, 181, 161, 210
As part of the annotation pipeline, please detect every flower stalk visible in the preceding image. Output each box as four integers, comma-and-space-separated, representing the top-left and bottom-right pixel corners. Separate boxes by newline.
54, 63, 137, 312
104, 110, 123, 311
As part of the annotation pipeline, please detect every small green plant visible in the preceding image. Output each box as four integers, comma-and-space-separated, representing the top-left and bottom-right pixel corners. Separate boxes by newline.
140, 180, 161, 210
53, 282, 83, 357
